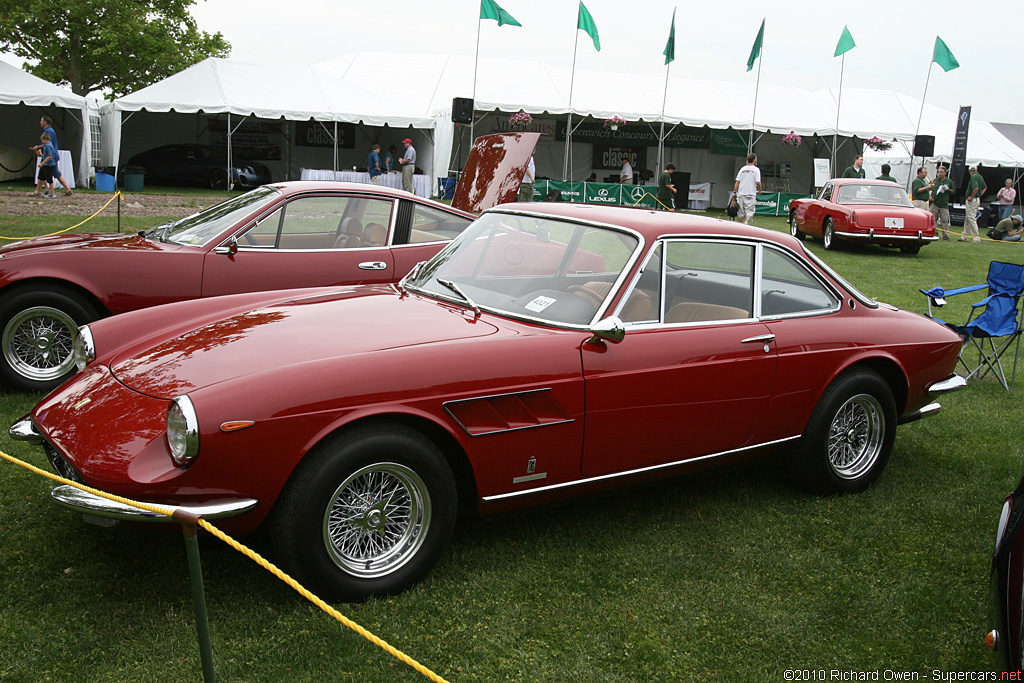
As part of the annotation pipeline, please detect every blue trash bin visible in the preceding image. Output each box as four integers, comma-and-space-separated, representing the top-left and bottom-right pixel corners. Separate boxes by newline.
438, 177, 456, 200
95, 171, 115, 192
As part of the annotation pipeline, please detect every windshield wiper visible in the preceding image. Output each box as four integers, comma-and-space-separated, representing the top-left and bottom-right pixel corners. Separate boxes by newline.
437, 279, 480, 317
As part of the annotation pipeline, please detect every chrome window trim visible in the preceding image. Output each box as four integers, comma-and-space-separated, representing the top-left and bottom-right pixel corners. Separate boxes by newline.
481, 435, 801, 502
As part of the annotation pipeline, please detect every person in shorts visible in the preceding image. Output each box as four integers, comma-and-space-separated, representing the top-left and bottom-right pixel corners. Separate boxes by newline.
36, 133, 57, 198
733, 153, 762, 224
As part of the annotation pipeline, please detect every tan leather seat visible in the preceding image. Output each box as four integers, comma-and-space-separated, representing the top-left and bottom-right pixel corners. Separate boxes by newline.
665, 302, 748, 323
361, 223, 387, 247
333, 217, 362, 248
569, 281, 652, 321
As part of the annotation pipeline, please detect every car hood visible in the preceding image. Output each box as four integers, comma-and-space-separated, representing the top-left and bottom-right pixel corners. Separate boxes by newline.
0, 232, 169, 256
108, 287, 500, 398
452, 132, 541, 213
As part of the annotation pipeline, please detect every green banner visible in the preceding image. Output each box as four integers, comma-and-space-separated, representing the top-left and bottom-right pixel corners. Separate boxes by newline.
710, 129, 750, 156
755, 192, 812, 216
527, 181, 663, 208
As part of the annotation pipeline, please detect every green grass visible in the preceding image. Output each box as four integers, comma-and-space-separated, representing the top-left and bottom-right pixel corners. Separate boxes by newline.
1, 210, 1023, 681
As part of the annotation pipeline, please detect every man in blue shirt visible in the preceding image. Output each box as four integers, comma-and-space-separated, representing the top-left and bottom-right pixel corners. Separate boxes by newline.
399, 138, 416, 194
367, 144, 382, 185
38, 116, 72, 196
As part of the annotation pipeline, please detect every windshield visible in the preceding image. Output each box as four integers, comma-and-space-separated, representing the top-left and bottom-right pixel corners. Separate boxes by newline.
406, 211, 641, 326
154, 186, 282, 247
836, 183, 912, 207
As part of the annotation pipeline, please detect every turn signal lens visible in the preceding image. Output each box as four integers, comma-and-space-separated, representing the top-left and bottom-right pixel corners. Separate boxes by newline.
986, 629, 999, 650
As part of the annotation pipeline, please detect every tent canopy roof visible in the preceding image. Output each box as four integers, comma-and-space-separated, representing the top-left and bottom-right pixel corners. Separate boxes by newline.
0, 59, 86, 109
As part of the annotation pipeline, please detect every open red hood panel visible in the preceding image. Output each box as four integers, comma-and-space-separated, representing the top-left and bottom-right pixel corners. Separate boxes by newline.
451, 132, 541, 214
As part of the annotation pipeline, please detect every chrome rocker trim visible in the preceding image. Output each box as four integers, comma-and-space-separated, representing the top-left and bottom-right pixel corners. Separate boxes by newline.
50, 484, 258, 524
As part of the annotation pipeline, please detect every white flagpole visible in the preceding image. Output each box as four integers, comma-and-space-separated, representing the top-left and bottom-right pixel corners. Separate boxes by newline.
833, 53, 845, 176
911, 61, 935, 186
471, 14, 483, 148
658, 57, 671, 176
563, 23, 581, 181
748, 52, 762, 156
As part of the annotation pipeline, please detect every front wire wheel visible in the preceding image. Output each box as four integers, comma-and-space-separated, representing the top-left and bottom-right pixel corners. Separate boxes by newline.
826, 393, 885, 480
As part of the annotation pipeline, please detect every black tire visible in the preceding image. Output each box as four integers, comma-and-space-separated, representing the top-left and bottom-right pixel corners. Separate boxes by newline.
789, 211, 806, 240
900, 245, 922, 255
269, 424, 457, 602
209, 168, 229, 191
823, 217, 838, 250
0, 286, 97, 393
791, 369, 896, 494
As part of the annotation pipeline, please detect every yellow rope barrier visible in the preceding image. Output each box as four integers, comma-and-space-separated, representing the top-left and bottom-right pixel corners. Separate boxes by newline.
0, 448, 451, 683
630, 191, 675, 211
0, 191, 124, 241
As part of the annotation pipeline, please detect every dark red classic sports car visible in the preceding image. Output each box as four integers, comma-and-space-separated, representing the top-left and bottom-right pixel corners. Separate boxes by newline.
789, 178, 937, 254
12, 202, 966, 601
0, 181, 475, 393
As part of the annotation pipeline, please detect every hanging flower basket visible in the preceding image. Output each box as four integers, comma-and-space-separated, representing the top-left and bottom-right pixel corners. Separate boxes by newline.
781, 132, 802, 147
863, 136, 893, 152
604, 115, 626, 130
509, 111, 533, 126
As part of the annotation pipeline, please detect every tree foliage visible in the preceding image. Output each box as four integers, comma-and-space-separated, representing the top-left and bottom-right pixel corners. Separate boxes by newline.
0, 0, 230, 97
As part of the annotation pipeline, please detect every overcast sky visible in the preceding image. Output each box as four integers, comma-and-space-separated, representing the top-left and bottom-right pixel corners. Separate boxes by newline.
4, 0, 1020, 124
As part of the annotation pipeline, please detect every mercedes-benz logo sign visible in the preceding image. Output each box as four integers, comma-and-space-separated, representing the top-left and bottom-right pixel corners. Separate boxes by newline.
630, 187, 645, 201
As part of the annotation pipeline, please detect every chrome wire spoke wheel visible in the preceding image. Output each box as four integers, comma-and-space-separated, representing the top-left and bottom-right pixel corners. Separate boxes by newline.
323, 462, 430, 578
827, 393, 884, 480
2, 306, 79, 382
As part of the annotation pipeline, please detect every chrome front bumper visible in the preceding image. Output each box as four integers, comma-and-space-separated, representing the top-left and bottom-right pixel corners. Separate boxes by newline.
10, 415, 258, 526
897, 374, 967, 425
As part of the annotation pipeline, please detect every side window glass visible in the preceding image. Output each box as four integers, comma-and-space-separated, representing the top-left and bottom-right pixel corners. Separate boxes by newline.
760, 248, 839, 317
407, 204, 472, 245
241, 196, 393, 250
663, 241, 754, 323
618, 243, 661, 324
820, 184, 832, 202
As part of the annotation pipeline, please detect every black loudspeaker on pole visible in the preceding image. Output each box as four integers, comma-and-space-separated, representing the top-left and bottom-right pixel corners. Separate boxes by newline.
913, 135, 935, 157
452, 97, 474, 124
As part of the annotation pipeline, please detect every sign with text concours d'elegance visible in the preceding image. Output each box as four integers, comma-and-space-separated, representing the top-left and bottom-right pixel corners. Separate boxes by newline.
556, 120, 710, 149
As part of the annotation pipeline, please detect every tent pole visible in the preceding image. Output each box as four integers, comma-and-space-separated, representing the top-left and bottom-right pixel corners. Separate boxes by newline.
333, 122, 338, 173
833, 54, 844, 177
471, 15, 482, 149
227, 112, 233, 191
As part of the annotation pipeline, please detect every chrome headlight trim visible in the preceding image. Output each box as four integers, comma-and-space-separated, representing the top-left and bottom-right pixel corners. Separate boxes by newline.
167, 395, 200, 467
71, 325, 94, 371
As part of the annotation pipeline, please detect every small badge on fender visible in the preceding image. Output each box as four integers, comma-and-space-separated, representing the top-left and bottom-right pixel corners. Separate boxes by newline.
73, 398, 91, 410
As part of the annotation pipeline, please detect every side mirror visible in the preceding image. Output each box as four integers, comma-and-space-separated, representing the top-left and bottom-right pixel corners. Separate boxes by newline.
213, 236, 239, 256
586, 316, 625, 344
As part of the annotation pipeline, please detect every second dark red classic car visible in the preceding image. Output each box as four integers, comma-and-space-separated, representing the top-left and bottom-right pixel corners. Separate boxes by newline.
789, 178, 937, 254
12, 201, 966, 601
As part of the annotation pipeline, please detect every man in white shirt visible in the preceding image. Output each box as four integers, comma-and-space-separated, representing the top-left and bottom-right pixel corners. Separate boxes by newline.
520, 156, 536, 202
620, 158, 633, 184
733, 153, 762, 224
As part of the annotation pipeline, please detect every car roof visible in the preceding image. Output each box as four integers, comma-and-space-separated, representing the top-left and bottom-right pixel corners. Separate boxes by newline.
261, 180, 471, 211
830, 178, 904, 186
488, 201, 800, 248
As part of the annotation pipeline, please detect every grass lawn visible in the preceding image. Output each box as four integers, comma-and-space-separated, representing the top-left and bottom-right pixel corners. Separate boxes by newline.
1, 204, 1023, 681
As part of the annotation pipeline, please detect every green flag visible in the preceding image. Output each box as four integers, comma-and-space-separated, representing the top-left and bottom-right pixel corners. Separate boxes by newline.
663, 9, 675, 65
932, 36, 959, 72
834, 25, 855, 57
746, 19, 764, 72
577, 2, 600, 51
480, 0, 521, 27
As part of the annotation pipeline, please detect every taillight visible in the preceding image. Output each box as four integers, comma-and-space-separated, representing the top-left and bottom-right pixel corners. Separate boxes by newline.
850, 211, 858, 226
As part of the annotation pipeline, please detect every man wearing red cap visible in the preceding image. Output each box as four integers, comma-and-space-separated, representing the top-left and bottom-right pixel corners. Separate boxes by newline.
399, 138, 416, 194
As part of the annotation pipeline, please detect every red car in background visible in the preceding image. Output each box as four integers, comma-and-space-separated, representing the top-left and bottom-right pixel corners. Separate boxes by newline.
12, 201, 966, 601
789, 178, 937, 255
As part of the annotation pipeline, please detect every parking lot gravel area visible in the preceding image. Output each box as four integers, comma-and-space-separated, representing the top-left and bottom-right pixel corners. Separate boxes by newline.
0, 190, 219, 218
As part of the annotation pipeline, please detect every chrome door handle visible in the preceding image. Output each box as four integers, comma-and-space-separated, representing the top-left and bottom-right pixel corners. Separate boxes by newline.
741, 334, 776, 344
358, 261, 388, 270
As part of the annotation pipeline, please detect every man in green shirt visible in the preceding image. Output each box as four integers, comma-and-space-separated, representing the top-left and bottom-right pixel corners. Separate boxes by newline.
962, 165, 988, 242
842, 155, 865, 178
931, 166, 954, 241
991, 214, 1023, 242
875, 164, 898, 183
911, 166, 933, 211
657, 163, 677, 210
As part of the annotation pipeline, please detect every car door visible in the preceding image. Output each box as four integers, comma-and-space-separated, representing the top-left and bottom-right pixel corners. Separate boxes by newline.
390, 199, 474, 279
801, 182, 833, 237
580, 239, 778, 477
200, 192, 398, 297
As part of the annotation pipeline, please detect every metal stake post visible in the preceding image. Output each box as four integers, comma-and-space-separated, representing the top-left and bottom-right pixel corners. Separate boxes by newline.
174, 510, 216, 683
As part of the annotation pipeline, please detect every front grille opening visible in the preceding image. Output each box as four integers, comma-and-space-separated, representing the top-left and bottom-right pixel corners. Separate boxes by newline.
43, 443, 85, 484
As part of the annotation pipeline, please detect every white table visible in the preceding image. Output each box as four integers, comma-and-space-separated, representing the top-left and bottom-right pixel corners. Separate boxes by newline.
33, 149, 75, 189
299, 168, 430, 197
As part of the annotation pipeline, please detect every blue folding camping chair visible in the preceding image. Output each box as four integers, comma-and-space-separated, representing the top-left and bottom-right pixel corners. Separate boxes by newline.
921, 261, 1024, 390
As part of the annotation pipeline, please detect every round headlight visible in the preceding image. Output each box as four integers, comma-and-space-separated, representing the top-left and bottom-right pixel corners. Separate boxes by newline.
72, 325, 94, 371
167, 395, 199, 467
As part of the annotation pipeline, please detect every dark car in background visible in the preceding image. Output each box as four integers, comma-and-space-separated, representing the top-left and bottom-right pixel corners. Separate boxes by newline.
989, 468, 1024, 671
126, 144, 272, 190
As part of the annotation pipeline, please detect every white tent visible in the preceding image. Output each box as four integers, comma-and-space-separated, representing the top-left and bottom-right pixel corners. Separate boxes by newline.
0, 59, 89, 186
